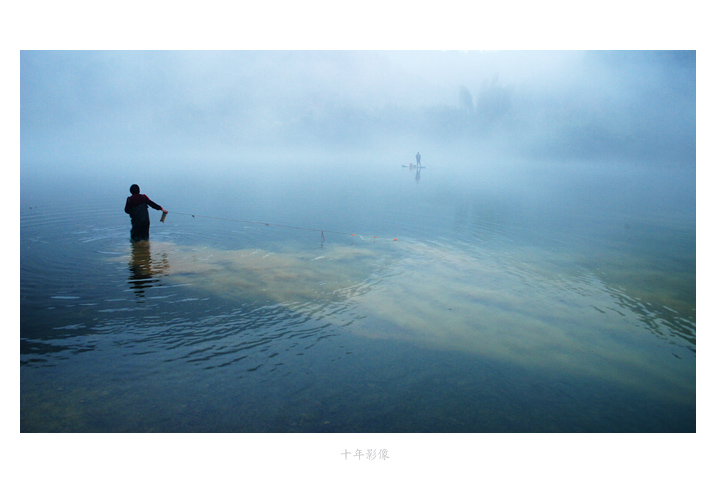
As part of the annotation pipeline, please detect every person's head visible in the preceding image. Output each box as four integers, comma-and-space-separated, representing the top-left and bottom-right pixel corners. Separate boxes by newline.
130, 184, 140, 195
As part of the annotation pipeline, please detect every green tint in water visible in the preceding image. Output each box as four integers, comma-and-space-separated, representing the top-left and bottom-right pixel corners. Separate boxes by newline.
113, 237, 694, 406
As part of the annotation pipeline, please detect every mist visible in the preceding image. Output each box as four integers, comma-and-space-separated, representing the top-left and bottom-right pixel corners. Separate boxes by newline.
20, 49, 698, 438
20, 50, 695, 178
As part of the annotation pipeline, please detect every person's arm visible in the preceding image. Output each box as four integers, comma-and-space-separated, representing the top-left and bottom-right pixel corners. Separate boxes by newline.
144, 195, 165, 212
124, 197, 132, 214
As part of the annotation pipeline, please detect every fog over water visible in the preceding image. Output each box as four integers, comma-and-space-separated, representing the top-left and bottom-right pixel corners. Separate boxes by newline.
21, 50, 695, 176
18, 48, 699, 476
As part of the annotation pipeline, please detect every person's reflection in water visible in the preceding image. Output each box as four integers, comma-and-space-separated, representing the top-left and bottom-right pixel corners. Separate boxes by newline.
128, 241, 169, 300
415, 167, 422, 183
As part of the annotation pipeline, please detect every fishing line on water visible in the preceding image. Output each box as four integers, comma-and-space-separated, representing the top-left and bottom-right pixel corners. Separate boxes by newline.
22, 204, 399, 243
166, 210, 399, 243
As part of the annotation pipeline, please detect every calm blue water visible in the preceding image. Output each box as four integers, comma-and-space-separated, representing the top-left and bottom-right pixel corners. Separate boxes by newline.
20, 156, 695, 432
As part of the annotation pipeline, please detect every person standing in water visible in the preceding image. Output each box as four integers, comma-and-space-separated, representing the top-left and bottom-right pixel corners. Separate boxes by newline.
124, 184, 168, 242
416, 151, 422, 168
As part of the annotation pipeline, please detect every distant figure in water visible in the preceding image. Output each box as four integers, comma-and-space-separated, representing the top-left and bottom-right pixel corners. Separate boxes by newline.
124, 184, 167, 242
416, 151, 422, 168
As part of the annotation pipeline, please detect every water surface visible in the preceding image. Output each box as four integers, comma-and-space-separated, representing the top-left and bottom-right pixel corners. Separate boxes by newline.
20, 157, 696, 432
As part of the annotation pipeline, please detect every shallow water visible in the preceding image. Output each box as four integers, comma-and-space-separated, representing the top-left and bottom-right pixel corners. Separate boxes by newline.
20, 157, 695, 432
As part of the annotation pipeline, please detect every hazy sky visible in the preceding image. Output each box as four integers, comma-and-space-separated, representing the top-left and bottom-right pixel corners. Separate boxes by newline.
20, 50, 695, 175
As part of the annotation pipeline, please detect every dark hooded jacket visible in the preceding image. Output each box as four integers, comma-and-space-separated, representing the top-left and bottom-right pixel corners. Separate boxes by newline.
125, 194, 163, 240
